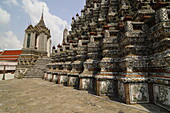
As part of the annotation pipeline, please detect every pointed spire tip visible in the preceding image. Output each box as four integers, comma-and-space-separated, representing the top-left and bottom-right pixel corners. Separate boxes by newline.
41, 5, 44, 20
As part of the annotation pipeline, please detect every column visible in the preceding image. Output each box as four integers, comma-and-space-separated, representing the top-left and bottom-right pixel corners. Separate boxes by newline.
41, 33, 45, 51
30, 32, 36, 49
38, 33, 44, 51
23, 33, 28, 48
40, 34, 43, 51
44, 35, 47, 52
47, 39, 51, 57
37, 35, 41, 51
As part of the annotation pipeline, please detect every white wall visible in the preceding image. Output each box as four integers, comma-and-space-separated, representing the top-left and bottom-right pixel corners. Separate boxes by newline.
0, 62, 17, 70
0, 73, 14, 80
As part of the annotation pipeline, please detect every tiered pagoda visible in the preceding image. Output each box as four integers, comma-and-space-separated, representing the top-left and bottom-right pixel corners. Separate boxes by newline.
45, 0, 170, 111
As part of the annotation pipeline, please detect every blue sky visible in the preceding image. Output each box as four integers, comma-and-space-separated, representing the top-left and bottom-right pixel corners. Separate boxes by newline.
0, 0, 85, 50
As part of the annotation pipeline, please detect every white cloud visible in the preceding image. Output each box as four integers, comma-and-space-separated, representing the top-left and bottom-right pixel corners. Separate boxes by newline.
0, 7, 11, 26
22, 0, 69, 46
3, 0, 19, 6
0, 31, 22, 50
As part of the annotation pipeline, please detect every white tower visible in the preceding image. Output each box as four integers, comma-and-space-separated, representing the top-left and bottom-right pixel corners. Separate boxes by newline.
23, 9, 51, 57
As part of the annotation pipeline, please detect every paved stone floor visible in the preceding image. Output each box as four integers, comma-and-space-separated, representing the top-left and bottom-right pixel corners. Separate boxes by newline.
0, 79, 168, 113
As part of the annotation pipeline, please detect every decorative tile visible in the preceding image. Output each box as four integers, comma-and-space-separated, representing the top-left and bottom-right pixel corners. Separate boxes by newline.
130, 83, 149, 103
154, 84, 170, 111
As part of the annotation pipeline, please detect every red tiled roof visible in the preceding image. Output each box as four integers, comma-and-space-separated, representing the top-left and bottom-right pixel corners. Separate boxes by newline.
0, 50, 22, 61
1, 50, 22, 55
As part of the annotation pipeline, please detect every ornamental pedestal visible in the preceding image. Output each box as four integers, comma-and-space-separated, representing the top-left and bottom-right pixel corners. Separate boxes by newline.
57, 48, 68, 85
117, 16, 150, 103
96, 26, 120, 96
43, 72, 47, 80
67, 46, 78, 87
68, 75, 79, 88
147, 7, 170, 110
51, 72, 58, 83
46, 71, 52, 81
152, 82, 170, 111
95, 75, 117, 96
50, 63, 61, 83
96, 55, 119, 96
56, 62, 63, 84
58, 74, 67, 85
67, 61, 82, 88
79, 35, 102, 92
79, 77, 95, 92
68, 40, 88, 88
58, 63, 68, 85
79, 59, 97, 92
118, 78, 150, 104
60, 61, 71, 85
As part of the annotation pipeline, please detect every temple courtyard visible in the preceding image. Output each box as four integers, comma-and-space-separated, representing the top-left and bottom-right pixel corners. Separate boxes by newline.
0, 79, 168, 113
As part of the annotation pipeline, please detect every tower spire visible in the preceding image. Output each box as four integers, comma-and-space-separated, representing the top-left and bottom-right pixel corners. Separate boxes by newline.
41, 5, 44, 20
36, 5, 46, 27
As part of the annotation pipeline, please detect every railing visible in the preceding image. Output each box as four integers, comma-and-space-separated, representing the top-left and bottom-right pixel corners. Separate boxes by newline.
1, 65, 6, 80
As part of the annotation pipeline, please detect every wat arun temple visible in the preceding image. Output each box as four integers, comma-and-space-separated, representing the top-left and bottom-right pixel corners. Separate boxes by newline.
16, 0, 170, 111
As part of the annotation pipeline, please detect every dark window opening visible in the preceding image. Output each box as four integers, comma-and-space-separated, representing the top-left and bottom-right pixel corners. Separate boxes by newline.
82, 43, 87, 45
168, 11, 170, 20
35, 34, 38, 49
110, 32, 117, 36
66, 47, 69, 50
27, 34, 31, 48
73, 45, 77, 47
133, 24, 142, 30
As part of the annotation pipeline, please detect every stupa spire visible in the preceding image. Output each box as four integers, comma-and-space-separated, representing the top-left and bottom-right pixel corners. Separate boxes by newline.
36, 5, 46, 27
41, 5, 44, 20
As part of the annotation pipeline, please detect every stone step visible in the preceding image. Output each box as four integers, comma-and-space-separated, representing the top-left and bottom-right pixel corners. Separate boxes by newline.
24, 57, 52, 78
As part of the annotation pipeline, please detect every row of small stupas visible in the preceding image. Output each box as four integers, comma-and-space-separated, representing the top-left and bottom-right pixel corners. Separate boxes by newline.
45, 0, 170, 111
